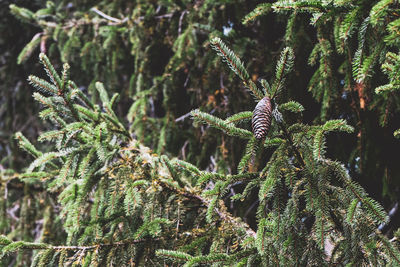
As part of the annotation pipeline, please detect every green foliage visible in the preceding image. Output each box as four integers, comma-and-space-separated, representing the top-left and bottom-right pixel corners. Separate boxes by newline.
1, 54, 257, 265
9, 4, 34, 24
279, 101, 304, 113
210, 37, 264, 100
2, 0, 400, 266
248, 0, 400, 205
17, 33, 41, 65
3, 1, 265, 171
191, 109, 253, 139
271, 47, 294, 99
5, 32, 397, 266
9, 14, 400, 263
242, 3, 272, 25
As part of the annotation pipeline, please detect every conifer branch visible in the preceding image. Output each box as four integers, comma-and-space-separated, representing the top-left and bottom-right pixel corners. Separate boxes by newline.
160, 175, 257, 238
242, 3, 272, 25
39, 53, 62, 90
156, 249, 192, 261
17, 32, 42, 64
210, 37, 249, 82
68, 81, 95, 109
210, 37, 264, 99
9, 4, 35, 24
0, 236, 156, 254
123, 140, 257, 239
279, 101, 304, 113
377, 232, 400, 264
6, 3, 400, 264
271, 47, 294, 99
225, 111, 253, 124
14, 132, 42, 158
28, 75, 58, 95
191, 109, 253, 139
328, 160, 388, 224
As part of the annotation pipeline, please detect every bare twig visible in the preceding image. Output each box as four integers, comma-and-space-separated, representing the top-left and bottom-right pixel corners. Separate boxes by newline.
178, 11, 188, 34
175, 112, 191, 122
90, 7, 122, 23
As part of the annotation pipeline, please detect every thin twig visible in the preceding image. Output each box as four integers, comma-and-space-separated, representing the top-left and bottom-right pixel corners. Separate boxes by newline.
175, 112, 191, 122
178, 11, 188, 34
52, 238, 153, 250
90, 8, 122, 23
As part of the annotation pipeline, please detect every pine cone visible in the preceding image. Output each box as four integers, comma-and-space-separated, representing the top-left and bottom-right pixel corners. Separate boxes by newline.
252, 96, 272, 139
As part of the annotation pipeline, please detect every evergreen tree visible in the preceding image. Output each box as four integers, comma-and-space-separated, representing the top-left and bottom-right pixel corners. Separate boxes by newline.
2, 1, 400, 266
1, 41, 399, 266
245, 0, 400, 204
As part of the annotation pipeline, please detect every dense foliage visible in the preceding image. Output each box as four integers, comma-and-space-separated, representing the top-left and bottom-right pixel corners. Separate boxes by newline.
1, 0, 400, 266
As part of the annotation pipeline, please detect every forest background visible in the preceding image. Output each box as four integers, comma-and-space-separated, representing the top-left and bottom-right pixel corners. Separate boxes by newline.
1, 0, 400, 266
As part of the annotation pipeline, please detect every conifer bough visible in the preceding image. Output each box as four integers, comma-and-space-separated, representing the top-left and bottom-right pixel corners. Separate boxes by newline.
252, 96, 272, 139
